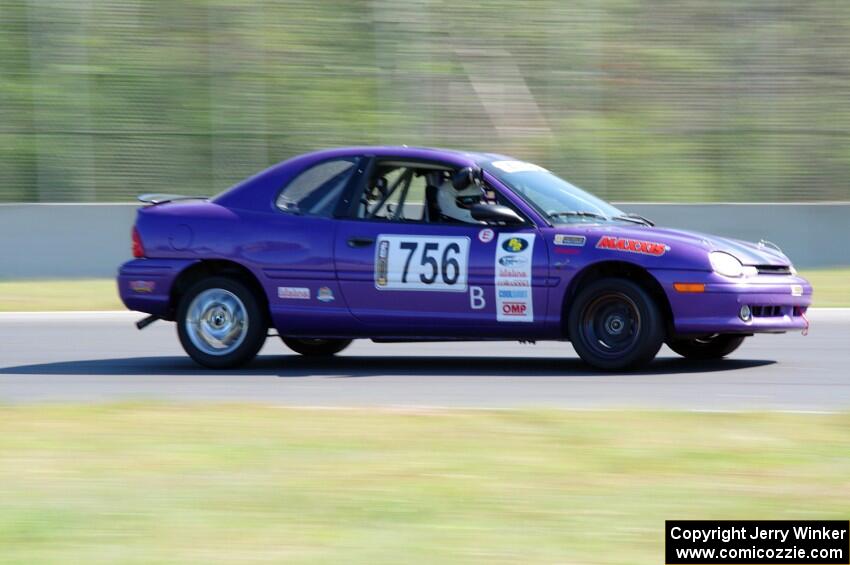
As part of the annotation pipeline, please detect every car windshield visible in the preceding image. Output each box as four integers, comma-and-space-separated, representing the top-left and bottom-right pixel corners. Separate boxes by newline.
482, 160, 624, 224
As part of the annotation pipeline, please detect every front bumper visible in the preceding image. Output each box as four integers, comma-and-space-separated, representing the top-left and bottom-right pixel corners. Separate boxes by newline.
651, 269, 813, 336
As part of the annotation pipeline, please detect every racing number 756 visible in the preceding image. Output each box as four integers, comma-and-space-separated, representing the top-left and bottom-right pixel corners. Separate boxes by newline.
400, 241, 461, 285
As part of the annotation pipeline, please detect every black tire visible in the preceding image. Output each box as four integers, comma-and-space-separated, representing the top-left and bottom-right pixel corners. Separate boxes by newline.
567, 278, 665, 371
667, 334, 746, 360
176, 276, 267, 368
281, 337, 352, 357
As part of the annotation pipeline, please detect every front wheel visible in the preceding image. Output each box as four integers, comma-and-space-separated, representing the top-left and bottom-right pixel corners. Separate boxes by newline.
177, 276, 267, 368
667, 334, 746, 360
567, 278, 665, 371
281, 338, 352, 357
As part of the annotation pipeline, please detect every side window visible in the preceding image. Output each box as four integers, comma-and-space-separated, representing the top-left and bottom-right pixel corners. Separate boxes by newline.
359, 166, 428, 222
276, 159, 356, 217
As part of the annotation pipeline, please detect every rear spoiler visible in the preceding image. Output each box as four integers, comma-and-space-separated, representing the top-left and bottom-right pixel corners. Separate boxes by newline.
137, 193, 209, 205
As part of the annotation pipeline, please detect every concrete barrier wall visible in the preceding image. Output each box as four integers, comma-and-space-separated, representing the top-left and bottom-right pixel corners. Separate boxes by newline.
1, 203, 848, 279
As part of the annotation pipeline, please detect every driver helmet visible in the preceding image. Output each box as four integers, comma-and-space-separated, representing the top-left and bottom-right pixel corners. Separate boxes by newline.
437, 180, 481, 223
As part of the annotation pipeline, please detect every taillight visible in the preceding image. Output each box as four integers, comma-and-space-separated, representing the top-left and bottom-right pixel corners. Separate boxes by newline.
132, 226, 145, 258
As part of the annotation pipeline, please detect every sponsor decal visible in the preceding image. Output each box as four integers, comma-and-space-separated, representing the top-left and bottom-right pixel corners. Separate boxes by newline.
553, 234, 586, 247
278, 286, 310, 300
554, 247, 580, 255
501, 302, 528, 317
478, 228, 495, 243
498, 268, 527, 278
374, 235, 470, 292
129, 280, 155, 293
498, 289, 529, 299
501, 237, 529, 253
498, 255, 528, 267
376, 240, 390, 287
470, 286, 485, 309
495, 233, 535, 322
596, 235, 668, 256
791, 284, 803, 297
498, 279, 530, 287
317, 286, 335, 302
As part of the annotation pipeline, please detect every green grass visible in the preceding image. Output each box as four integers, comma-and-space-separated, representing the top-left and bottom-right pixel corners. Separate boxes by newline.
1, 268, 848, 311
799, 268, 850, 307
0, 279, 122, 311
0, 405, 847, 564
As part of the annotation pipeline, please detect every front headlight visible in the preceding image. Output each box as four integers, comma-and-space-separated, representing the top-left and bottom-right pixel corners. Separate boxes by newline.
709, 251, 744, 277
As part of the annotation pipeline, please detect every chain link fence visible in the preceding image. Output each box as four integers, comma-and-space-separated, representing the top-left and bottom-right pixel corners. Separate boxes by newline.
1, 0, 848, 202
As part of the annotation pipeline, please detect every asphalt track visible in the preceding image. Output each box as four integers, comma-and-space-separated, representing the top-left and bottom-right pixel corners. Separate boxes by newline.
1, 310, 848, 410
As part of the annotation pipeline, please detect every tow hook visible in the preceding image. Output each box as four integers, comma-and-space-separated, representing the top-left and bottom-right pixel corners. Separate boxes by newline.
135, 315, 160, 330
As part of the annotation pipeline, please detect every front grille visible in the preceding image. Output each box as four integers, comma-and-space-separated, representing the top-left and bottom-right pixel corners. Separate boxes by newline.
751, 305, 784, 317
756, 265, 792, 275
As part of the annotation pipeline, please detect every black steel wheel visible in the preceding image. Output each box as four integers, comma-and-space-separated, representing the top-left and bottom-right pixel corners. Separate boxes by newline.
568, 278, 665, 370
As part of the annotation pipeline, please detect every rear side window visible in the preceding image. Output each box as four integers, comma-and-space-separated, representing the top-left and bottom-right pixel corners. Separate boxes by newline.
276, 158, 357, 217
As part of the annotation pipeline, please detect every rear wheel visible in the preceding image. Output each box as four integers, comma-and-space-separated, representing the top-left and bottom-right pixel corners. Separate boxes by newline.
281, 338, 352, 357
567, 278, 665, 371
667, 334, 745, 360
177, 276, 267, 368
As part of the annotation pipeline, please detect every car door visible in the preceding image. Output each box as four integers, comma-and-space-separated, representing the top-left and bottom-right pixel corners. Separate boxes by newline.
333, 159, 549, 338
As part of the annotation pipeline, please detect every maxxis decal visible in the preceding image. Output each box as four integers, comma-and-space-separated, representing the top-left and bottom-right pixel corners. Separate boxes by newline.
596, 235, 668, 256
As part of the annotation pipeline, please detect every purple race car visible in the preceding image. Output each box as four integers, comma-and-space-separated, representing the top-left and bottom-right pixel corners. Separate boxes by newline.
118, 146, 813, 370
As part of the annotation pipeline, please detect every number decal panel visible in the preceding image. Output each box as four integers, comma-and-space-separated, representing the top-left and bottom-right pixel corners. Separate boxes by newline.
375, 235, 470, 292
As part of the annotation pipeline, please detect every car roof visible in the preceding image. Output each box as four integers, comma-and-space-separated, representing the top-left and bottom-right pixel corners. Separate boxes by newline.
214, 146, 514, 210
296, 145, 510, 165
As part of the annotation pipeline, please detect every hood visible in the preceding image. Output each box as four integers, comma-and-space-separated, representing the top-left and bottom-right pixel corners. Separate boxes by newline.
646, 227, 790, 266
566, 224, 792, 266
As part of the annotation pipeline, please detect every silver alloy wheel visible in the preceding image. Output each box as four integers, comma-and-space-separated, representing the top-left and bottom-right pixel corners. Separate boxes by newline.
185, 288, 249, 356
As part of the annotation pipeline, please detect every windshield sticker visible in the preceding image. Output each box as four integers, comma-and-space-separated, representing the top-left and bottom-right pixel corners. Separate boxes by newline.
490, 160, 547, 174
495, 233, 535, 322
554, 234, 586, 247
596, 236, 668, 256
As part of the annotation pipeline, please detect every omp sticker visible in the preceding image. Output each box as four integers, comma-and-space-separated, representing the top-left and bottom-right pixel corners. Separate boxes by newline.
495, 233, 534, 322
554, 234, 586, 247
490, 160, 547, 174
278, 287, 310, 300
478, 228, 495, 243
596, 235, 667, 256
374, 235, 470, 292
317, 287, 335, 302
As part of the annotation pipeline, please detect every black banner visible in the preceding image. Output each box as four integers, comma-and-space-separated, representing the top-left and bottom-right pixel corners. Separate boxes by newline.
666, 520, 849, 564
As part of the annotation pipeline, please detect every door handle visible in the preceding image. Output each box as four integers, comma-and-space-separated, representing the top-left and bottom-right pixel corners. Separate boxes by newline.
347, 237, 375, 248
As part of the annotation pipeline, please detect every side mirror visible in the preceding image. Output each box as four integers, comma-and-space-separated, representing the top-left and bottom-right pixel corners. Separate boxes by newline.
451, 166, 481, 190
470, 204, 525, 226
